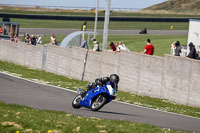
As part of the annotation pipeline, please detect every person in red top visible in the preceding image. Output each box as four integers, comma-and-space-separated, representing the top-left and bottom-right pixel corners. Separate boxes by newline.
143, 39, 154, 55
110, 42, 116, 52
0, 26, 2, 34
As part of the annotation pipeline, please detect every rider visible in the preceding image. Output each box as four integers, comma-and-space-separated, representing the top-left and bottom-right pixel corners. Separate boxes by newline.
80, 74, 120, 97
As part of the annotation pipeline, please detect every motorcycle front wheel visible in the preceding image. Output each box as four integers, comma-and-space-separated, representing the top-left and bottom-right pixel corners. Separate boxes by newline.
72, 95, 82, 109
91, 95, 107, 111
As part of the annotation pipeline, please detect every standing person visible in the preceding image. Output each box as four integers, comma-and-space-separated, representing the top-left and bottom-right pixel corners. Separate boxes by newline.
37, 35, 42, 44
187, 42, 197, 59
110, 42, 116, 52
174, 41, 182, 56
3, 26, 7, 35
24, 33, 30, 44
170, 41, 176, 55
14, 35, 19, 43
30, 35, 37, 45
0, 26, 2, 34
93, 39, 100, 52
50, 34, 56, 45
80, 38, 88, 49
10, 33, 15, 42
143, 39, 154, 55
81, 21, 87, 40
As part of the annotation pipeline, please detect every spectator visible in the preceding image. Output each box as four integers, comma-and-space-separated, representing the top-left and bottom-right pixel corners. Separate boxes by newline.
3, 26, 7, 35
10, 33, 15, 42
14, 35, 19, 43
174, 41, 182, 56
93, 39, 100, 52
80, 38, 88, 49
170, 41, 176, 55
0, 26, 2, 34
116, 42, 130, 52
30, 35, 37, 45
37, 35, 42, 44
143, 39, 154, 55
50, 34, 56, 45
50, 34, 59, 45
110, 42, 116, 52
187, 42, 197, 59
24, 33, 30, 44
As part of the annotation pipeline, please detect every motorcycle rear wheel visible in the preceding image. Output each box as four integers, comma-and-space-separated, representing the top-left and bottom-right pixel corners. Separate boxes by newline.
72, 95, 82, 109
91, 95, 107, 111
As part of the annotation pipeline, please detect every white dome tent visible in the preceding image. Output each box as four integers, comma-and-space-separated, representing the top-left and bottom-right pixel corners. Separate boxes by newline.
187, 19, 200, 54
60, 31, 94, 48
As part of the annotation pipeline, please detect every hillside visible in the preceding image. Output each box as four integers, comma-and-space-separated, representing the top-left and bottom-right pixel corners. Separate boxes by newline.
144, 0, 200, 11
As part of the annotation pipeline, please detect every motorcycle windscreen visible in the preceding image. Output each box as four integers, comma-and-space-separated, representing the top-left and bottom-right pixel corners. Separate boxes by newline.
106, 85, 117, 96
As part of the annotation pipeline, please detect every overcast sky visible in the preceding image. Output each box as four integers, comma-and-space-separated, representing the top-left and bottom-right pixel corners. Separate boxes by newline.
0, 0, 167, 9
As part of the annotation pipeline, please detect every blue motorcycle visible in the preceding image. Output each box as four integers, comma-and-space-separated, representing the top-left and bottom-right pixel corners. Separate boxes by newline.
72, 82, 117, 111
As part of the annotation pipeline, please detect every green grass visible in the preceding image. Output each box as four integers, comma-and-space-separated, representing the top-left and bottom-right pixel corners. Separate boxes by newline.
10, 18, 189, 30
32, 34, 187, 57
0, 102, 185, 133
0, 60, 200, 119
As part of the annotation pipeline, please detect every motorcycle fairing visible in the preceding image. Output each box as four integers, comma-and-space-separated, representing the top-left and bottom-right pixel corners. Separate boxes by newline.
80, 86, 109, 108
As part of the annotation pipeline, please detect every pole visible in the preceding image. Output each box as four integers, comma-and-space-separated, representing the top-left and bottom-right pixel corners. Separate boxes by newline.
102, 0, 111, 51
93, 0, 99, 40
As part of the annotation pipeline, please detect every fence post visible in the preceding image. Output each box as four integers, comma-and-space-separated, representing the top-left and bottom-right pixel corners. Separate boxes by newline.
81, 49, 89, 81
41, 45, 47, 70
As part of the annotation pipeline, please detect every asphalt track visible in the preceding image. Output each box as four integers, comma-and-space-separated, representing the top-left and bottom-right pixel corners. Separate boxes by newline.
0, 72, 200, 132
19, 28, 188, 35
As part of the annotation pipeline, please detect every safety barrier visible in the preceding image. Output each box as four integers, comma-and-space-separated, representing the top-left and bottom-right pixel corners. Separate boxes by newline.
0, 40, 200, 107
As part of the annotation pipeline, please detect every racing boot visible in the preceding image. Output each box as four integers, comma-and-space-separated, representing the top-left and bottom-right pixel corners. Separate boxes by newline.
77, 88, 82, 95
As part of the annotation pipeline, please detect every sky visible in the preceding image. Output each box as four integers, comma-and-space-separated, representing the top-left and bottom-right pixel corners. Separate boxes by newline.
0, 0, 167, 9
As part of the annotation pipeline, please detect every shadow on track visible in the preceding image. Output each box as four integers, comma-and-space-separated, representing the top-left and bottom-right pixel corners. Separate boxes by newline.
80, 108, 142, 117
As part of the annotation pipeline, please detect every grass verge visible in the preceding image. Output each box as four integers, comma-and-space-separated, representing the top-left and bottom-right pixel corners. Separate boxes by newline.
7, 18, 189, 30
0, 101, 185, 133
0, 60, 200, 119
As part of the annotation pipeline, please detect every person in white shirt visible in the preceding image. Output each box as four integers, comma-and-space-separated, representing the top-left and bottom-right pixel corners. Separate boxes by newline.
116, 42, 130, 52
37, 35, 42, 44
92, 39, 100, 51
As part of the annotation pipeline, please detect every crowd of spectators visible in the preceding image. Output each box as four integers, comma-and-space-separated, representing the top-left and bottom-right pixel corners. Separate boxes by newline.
9, 33, 60, 46
24, 33, 42, 45
170, 40, 200, 60
80, 38, 130, 53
